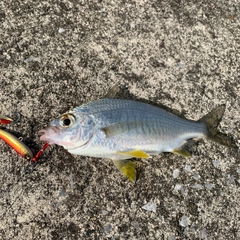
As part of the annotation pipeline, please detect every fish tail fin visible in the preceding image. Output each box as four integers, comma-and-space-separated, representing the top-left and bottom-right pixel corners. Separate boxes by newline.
199, 104, 238, 148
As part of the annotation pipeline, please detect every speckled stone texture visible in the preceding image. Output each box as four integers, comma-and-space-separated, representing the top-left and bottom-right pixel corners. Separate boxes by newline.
0, 1, 239, 239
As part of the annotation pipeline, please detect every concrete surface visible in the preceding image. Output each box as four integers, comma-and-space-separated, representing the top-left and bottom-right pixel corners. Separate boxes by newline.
0, 0, 239, 239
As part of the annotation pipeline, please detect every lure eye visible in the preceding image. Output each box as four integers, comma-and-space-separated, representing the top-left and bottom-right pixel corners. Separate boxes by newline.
59, 114, 75, 128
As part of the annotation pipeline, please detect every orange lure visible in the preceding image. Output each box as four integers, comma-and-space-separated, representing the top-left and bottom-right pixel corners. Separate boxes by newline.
0, 129, 33, 160
0, 115, 49, 162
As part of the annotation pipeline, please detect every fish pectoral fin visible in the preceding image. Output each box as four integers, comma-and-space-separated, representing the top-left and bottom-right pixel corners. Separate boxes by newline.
101, 124, 121, 138
101, 122, 132, 138
172, 148, 191, 157
113, 160, 136, 182
116, 149, 151, 159
101, 121, 147, 138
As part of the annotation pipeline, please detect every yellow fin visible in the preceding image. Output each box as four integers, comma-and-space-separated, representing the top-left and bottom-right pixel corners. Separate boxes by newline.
172, 148, 191, 157
116, 149, 150, 159
113, 160, 136, 182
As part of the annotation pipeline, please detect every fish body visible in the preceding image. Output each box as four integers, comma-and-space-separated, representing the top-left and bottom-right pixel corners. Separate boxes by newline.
39, 97, 237, 181
47, 98, 207, 159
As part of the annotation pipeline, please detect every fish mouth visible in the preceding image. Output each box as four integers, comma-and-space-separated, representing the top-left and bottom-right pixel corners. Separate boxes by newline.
38, 129, 46, 137
38, 126, 60, 143
38, 129, 50, 142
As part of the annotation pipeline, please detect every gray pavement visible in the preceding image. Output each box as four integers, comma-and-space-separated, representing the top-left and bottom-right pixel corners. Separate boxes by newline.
0, 1, 239, 239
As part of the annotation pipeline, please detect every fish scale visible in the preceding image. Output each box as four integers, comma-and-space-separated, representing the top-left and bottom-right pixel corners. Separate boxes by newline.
82, 99, 204, 133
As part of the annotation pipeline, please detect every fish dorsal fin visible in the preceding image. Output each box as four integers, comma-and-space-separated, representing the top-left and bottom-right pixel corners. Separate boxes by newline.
105, 84, 120, 98
113, 160, 136, 182
116, 149, 150, 159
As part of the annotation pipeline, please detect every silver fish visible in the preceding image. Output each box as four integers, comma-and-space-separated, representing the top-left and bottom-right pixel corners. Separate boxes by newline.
39, 92, 237, 182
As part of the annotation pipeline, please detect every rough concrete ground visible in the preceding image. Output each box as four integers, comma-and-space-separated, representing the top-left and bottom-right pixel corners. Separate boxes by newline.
0, 0, 239, 239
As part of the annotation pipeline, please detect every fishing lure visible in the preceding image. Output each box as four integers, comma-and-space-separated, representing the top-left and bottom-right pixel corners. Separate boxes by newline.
0, 113, 21, 125
0, 116, 13, 125
0, 115, 49, 162
0, 129, 33, 160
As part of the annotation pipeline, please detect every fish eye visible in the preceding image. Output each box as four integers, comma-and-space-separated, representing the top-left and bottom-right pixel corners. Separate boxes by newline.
59, 114, 75, 128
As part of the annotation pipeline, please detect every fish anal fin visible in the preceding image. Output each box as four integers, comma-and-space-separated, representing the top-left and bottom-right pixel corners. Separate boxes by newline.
172, 148, 191, 157
116, 149, 150, 159
113, 160, 136, 182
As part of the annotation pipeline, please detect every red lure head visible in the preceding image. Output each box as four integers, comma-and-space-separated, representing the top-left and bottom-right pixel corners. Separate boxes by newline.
0, 118, 13, 124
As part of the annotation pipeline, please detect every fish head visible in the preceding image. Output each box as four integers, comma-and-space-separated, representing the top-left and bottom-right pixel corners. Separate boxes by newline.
39, 112, 95, 149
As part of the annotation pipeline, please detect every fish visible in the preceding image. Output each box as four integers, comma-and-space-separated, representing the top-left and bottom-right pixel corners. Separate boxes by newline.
39, 89, 237, 182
